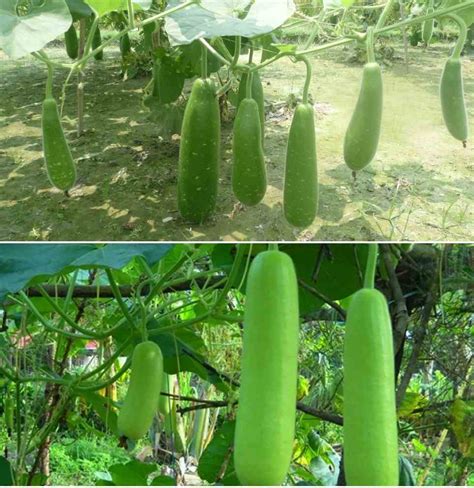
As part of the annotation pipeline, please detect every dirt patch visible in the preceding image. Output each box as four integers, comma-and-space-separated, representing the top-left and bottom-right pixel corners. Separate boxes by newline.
0, 43, 472, 241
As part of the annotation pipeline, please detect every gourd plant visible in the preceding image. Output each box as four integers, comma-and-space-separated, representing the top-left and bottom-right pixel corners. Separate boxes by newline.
0, 0, 472, 220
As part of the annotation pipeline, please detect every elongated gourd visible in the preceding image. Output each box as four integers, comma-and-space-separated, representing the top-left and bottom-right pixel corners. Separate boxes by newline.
120, 33, 131, 57
64, 24, 79, 60
92, 25, 103, 60
5, 396, 14, 431
343, 62, 383, 171
422, 8, 435, 45
158, 373, 171, 416
42, 97, 77, 191
440, 58, 469, 144
234, 250, 299, 486
284, 103, 318, 227
178, 78, 221, 223
117, 341, 163, 441
343, 288, 399, 485
238, 70, 265, 143
232, 98, 267, 206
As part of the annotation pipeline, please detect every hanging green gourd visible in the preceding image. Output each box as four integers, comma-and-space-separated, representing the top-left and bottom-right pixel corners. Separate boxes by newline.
232, 71, 267, 206
343, 27, 383, 172
343, 245, 399, 485
440, 14, 469, 147
178, 46, 221, 223
422, 0, 435, 46
64, 24, 79, 60
284, 56, 318, 228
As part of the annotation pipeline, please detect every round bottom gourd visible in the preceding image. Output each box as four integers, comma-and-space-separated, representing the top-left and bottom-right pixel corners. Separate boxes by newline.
117, 341, 163, 441
232, 98, 267, 206
177, 78, 221, 223
440, 58, 469, 144
284, 103, 318, 228
343, 62, 383, 171
234, 250, 299, 486
343, 288, 399, 485
42, 97, 77, 191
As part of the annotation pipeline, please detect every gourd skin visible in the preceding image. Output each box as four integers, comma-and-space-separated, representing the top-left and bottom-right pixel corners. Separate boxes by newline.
42, 98, 77, 191
117, 341, 163, 441
234, 250, 299, 486
284, 103, 318, 228
343, 288, 399, 486
92, 26, 103, 60
343, 62, 383, 171
178, 78, 221, 223
120, 33, 131, 56
422, 8, 435, 45
64, 24, 78, 60
238, 70, 265, 143
440, 58, 469, 143
232, 98, 267, 206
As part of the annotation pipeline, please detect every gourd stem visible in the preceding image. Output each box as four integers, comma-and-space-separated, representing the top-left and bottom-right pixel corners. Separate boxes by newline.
375, 0, 397, 30
127, 0, 135, 29
249, 44, 254, 64
201, 43, 208, 79
448, 14, 467, 59
45, 62, 54, 99
232, 36, 242, 67
268, 243, 279, 251
246, 71, 253, 99
366, 27, 376, 63
299, 55, 312, 104
364, 244, 378, 289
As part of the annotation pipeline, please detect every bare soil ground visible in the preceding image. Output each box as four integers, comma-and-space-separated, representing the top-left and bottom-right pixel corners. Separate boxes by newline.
0, 42, 472, 241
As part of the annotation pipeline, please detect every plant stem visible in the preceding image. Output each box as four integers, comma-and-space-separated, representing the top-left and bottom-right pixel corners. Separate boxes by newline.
448, 14, 468, 59
232, 36, 242, 67
246, 71, 253, 98
364, 244, 378, 289
376, 0, 397, 30
127, 0, 135, 29
199, 38, 231, 66
201, 42, 208, 78
366, 26, 376, 63
45, 62, 54, 99
299, 55, 312, 104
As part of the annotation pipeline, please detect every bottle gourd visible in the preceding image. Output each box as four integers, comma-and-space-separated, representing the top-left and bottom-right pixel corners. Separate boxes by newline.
178, 78, 221, 223
232, 97, 267, 206
344, 29, 383, 171
42, 97, 77, 191
64, 24, 79, 60
440, 59, 469, 145
284, 103, 318, 227
117, 341, 163, 441
343, 288, 399, 485
234, 250, 299, 486
237, 69, 265, 143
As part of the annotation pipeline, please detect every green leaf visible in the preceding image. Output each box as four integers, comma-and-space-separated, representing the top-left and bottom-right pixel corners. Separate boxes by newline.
164, 0, 296, 46
0, 0, 72, 58
79, 391, 119, 435
85, 0, 153, 17
0, 244, 173, 302
451, 398, 474, 457
149, 475, 176, 485
439, 0, 474, 27
66, 0, 93, 20
0, 456, 14, 486
198, 420, 237, 484
108, 460, 157, 486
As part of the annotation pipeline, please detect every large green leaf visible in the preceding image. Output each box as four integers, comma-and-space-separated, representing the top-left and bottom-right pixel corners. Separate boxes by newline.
439, 0, 474, 27
79, 390, 119, 435
66, 0, 93, 20
85, 0, 153, 16
0, 0, 72, 58
198, 420, 238, 484
0, 244, 173, 302
109, 460, 157, 486
0, 456, 14, 486
165, 0, 296, 45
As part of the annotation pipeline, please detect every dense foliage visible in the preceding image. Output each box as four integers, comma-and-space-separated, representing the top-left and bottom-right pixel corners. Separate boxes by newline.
0, 243, 472, 485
